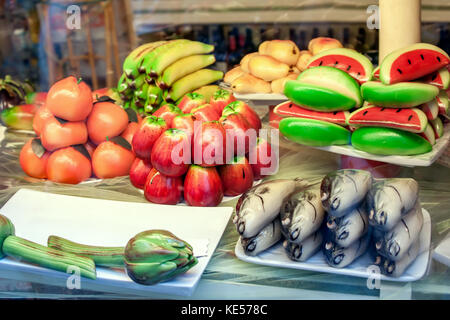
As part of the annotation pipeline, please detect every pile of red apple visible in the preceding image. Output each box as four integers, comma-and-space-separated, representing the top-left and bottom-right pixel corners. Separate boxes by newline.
129, 89, 277, 207
20, 76, 139, 184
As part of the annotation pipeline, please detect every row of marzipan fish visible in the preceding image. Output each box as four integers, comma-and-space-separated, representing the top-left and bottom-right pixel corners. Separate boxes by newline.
233, 169, 426, 277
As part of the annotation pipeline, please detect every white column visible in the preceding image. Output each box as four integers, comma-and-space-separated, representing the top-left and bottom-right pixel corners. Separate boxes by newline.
379, 0, 422, 62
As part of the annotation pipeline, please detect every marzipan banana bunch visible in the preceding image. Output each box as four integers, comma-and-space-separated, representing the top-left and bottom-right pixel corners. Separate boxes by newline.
118, 40, 221, 116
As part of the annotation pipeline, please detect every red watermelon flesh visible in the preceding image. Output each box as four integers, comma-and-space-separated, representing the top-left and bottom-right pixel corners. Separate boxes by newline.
308, 55, 368, 84
420, 68, 449, 89
387, 49, 450, 84
419, 124, 436, 145
274, 101, 349, 125
436, 92, 449, 115
372, 66, 380, 80
348, 104, 428, 133
420, 100, 439, 120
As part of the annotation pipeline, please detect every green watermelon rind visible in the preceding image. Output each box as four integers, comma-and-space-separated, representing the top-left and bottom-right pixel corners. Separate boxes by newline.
279, 117, 351, 147
347, 105, 428, 133
285, 81, 357, 112
379, 43, 450, 85
351, 127, 432, 156
420, 124, 436, 145
361, 81, 439, 108
289, 66, 362, 109
306, 48, 374, 82
430, 117, 444, 138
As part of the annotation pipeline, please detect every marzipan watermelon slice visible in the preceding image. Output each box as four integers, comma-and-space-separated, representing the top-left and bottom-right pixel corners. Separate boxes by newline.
273, 101, 349, 125
430, 117, 444, 139
419, 124, 436, 145
420, 99, 439, 120
361, 81, 439, 108
348, 104, 428, 133
371, 66, 380, 80
420, 67, 450, 90
306, 48, 373, 84
380, 43, 450, 84
285, 66, 362, 112
436, 91, 449, 116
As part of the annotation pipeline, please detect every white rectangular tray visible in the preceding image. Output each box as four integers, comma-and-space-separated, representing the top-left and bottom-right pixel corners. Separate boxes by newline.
311, 125, 450, 167
0, 189, 233, 296
235, 209, 431, 282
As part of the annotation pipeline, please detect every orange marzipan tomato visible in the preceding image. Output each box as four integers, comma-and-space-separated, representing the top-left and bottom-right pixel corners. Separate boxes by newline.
19, 138, 50, 179
46, 76, 93, 121
46, 146, 92, 184
92, 140, 135, 179
40, 115, 88, 151
87, 101, 129, 145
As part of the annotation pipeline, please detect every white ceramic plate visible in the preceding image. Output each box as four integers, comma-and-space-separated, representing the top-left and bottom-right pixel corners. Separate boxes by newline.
235, 209, 431, 282
0, 189, 233, 296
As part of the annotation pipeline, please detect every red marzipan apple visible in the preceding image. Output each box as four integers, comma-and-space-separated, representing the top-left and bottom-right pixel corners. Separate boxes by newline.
184, 165, 223, 207
151, 129, 190, 177
219, 156, 254, 196
171, 113, 197, 138
177, 92, 206, 113
248, 138, 278, 180
132, 116, 167, 160
144, 168, 183, 205
152, 104, 183, 127
220, 112, 254, 157
129, 157, 153, 189
210, 89, 236, 114
191, 104, 221, 122
222, 101, 262, 131
192, 121, 227, 167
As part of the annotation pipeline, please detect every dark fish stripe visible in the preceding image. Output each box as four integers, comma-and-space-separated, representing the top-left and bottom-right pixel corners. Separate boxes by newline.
345, 174, 359, 192
401, 218, 411, 239
358, 208, 366, 231
306, 200, 317, 223
385, 185, 402, 203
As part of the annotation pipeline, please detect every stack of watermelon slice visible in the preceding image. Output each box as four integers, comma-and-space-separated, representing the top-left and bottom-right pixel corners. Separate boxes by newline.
354, 43, 449, 155
277, 43, 449, 157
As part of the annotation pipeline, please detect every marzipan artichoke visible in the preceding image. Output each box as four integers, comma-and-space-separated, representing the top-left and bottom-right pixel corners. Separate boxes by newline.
124, 230, 198, 285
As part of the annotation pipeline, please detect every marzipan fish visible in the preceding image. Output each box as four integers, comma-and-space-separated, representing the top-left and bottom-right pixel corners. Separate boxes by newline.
241, 218, 282, 256
233, 178, 311, 238
323, 231, 371, 268
367, 178, 419, 231
374, 201, 423, 261
374, 238, 421, 277
320, 169, 372, 217
326, 205, 369, 248
280, 189, 325, 243
283, 231, 323, 262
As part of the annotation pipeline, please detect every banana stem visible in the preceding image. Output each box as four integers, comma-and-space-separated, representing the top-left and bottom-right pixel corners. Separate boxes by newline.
48, 235, 124, 268
3, 236, 96, 280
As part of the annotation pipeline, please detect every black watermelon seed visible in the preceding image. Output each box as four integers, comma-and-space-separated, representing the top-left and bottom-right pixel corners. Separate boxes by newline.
333, 112, 338, 115
242, 169, 246, 179
437, 56, 441, 62
334, 61, 339, 66
408, 59, 412, 65
420, 54, 424, 60
397, 68, 403, 74
396, 109, 402, 113
319, 61, 323, 66
363, 111, 368, 116
431, 74, 437, 81
289, 104, 293, 108
381, 108, 385, 111
357, 72, 361, 77
408, 115, 413, 121
347, 65, 351, 71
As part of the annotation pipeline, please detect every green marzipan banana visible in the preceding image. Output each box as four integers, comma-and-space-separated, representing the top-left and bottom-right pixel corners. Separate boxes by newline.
164, 69, 224, 103
141, 39, 191, 78
3, 236, 97, 280
149, 41, 215, 79
157, 54, 216, 90
48, 236, 124, 268
123, 41, 166, 79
